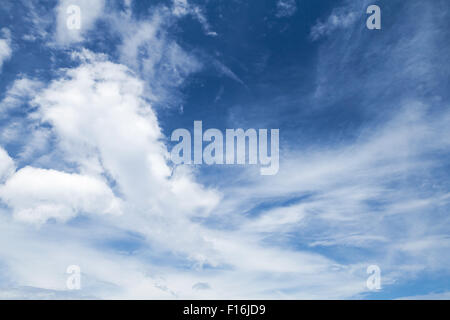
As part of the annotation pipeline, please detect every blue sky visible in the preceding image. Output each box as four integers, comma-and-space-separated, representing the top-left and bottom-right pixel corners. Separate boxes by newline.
0, 0, 449, 299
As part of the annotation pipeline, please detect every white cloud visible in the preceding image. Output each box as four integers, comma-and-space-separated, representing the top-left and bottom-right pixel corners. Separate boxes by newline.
173, 0, 190, 16
30, 49, 219, 220
0, 49, 369, 299
172, 0, 217, 36
212, 59, 245, 85
0, 77, 44, 113
215, 100, 450, 287
276, 0, 297, 18
21, 0, 52, 42
2, 0, 448, 299
0, 147, 15, 183
310, 7, 358, 40
0, 77, 50, 165
108, 6, 202, 105
0, 166, 122, 224
0, 28, 12, 71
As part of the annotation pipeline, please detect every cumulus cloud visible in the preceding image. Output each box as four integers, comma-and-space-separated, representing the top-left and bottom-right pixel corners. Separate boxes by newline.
0, 166, 122, 224
30, 49, 219, 221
